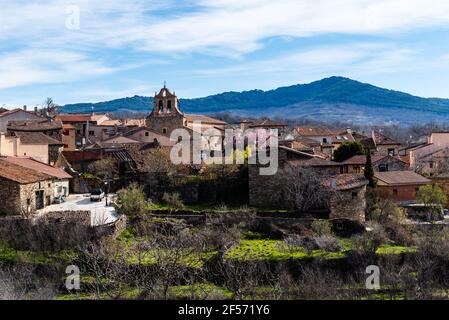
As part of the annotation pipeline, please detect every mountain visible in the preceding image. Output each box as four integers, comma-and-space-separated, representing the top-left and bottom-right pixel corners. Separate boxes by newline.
63, 77, 449, 125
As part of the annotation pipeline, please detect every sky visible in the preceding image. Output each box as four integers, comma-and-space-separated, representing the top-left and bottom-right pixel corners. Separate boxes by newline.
2, 0, 449, 108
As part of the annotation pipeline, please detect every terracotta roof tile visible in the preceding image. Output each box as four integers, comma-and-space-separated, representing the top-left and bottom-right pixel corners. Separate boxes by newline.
8, 119, 62, 131
184, 114, 227, 125
14, 132, 62, 145
375, 171, 430, 186
1, 157, 71, 179
0, 158, 50, 184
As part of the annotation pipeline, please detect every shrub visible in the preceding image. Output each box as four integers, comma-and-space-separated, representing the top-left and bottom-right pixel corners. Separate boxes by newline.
311, 220, 333, 236
162, 193, 185, 211
352, 222, 388, 255
314, 236, 342, 253
114, 183, 146, 219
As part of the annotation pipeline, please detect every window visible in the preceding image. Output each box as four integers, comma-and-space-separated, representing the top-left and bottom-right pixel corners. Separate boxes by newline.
429, 162, 434, 169
388, 148, 396, 156
162, 128, 168, 134
158, 100, 163, 112
393, 189, 398, 196
27, 199, 31, 206
89, 131, 94, 135
352, 192, 358, 199
378, 164, 388, 172
145, 132, 149, 137
167, 100, 172, 113
323, 138, 328, 144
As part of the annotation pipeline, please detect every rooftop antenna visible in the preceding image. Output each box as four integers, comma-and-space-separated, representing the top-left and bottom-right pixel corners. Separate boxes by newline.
163, 80, 166, 88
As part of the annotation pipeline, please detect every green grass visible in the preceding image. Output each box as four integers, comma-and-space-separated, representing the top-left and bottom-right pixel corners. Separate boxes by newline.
169, 283, 233, 300
225, 240, 308, 261
0, 247, 76, 265
376, 245, 417, 255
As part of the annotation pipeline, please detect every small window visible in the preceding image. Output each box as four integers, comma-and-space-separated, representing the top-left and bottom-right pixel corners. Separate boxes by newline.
27, 199, 31, 206
167, 100, 172, 113
323, 138, 328, 144
89, 131, 94, 135
145, 132, 149, 137
162, 128, 168, 134
393, 189, 398, 196
429, 162, 434, 169
158, 100, 163, 112
388, 148, 395, 156
379, 164, 388, 172
352, 192, 358, 199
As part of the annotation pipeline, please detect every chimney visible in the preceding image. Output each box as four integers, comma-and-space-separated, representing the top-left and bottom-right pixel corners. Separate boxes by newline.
346, 127, 352, 134
34, 106, 38, 113
23, 105, 27, 111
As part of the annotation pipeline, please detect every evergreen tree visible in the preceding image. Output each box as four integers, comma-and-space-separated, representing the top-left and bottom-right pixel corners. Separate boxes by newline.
333, 142, 365, 162
364, 151, 375, 188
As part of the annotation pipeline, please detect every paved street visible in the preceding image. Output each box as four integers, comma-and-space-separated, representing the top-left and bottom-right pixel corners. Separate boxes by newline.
39, 194, 119, 226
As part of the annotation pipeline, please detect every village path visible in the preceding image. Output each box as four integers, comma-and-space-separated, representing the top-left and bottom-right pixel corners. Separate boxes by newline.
38, 194, 119, 226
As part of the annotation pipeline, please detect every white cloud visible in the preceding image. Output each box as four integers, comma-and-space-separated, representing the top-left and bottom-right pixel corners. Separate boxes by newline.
1, 0, 449, 93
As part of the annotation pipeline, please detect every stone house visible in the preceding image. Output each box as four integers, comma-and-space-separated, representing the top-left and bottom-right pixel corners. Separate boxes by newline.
342, 155, 409, 173
0, 108, 42, 133
7, 118, 63, 142
56, 113, 111, 148
1, 156, 72, 199
375, 171, 431, 203
412, 148, 449, 177
372, 131, 401, 156
123, 127, 175, 146
326, 174, 368, 223
0, 159, 54, 216
248, 147, 367, 222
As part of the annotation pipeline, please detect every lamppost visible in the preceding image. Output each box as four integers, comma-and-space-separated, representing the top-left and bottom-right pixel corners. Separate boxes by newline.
104, 178, 111, 207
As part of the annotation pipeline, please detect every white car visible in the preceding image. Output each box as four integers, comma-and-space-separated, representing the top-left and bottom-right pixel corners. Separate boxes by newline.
90, 189, 105, 201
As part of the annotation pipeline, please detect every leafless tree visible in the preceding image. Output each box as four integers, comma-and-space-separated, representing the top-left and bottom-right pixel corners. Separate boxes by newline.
281, 165, 336, 212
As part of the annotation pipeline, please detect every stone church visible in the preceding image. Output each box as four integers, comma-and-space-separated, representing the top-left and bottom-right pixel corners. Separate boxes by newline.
145, 85, 227, 158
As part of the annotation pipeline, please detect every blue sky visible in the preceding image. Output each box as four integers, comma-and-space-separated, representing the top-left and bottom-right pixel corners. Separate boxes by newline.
2, 0, 449, 108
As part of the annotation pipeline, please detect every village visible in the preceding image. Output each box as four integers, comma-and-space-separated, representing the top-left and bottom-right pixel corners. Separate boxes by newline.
1, 85, 449, 300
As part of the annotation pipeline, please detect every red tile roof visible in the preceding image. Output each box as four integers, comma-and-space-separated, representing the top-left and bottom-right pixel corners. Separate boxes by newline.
8, 119, 62, 131
14, 132, 62, 145
296, 127, 334, 136
0, 158, 50, 184
1, 157, 71, 179
375, 171, 430, 186
184, 114, 226, 125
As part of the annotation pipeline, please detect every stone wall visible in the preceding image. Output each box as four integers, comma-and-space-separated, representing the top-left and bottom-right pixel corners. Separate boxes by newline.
0, 178, 21, 216
330, 186, 366, 223
146, 112, 184, 136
